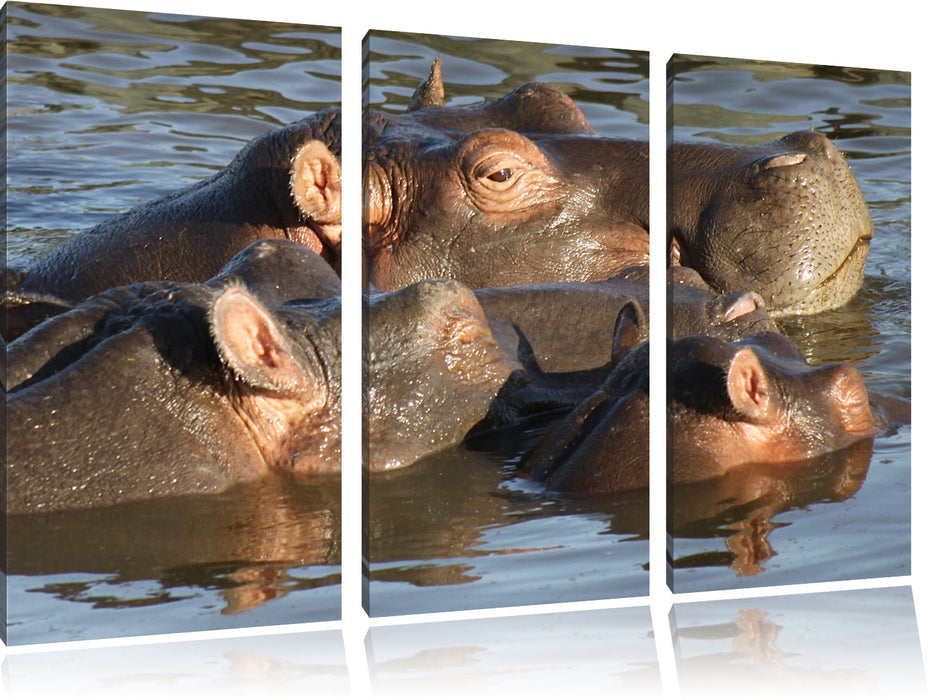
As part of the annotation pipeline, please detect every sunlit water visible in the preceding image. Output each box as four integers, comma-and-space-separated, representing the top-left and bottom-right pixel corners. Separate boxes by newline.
363, 32, 651, 616
3, 3, 341, 644
668, 56, 911, 592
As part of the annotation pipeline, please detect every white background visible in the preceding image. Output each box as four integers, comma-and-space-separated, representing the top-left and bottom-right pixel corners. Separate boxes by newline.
3, 0, 932, 697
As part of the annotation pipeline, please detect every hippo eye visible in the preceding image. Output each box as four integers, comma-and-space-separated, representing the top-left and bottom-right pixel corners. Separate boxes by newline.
485, 168, 513, 183
459, 129, 559, 211
473, 162, 519, 188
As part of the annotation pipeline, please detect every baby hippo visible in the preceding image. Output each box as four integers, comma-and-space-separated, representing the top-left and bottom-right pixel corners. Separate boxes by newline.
366, 279, 519, 472
527, 327, 908, 493
668, 332, 907, 479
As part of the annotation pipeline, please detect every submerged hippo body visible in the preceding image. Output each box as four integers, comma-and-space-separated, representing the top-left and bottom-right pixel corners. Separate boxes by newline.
473, 268, 650, 376
7, 276, 342, 514
526, 331, 908, 494
365, 58, 649, 290
669, 131, 873, 316
3, 108, 342, 340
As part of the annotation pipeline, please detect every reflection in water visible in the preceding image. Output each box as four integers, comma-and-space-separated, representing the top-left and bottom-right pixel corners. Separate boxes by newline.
672, 586, 925, 697
669, 440, 874, 580
367, 607, 660, 698
1, 587, 925, 698
7, 478, 340, 644
1, 629, 348, 699
366, 437, 648, 615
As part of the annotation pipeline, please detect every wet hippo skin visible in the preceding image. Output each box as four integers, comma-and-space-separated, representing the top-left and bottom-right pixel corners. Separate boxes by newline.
525, 330, 908, 494
365, 278, 519, 472
473, 265, 776, 378
5, 239, 340, 393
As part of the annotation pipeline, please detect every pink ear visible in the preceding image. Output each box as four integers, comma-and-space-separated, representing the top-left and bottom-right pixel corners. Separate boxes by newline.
763, 152, 807, 169
291, 140, 341, 227
212, 286, 324, 406
726, 347, 773, 422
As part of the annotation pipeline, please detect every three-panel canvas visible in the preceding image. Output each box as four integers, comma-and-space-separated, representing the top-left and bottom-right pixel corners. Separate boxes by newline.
2, 3, 911, 648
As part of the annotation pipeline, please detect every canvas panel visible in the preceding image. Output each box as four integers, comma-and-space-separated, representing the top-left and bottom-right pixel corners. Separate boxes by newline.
665, 54, 911, 592
362, 30, 651, 616
2, 2, 342, 644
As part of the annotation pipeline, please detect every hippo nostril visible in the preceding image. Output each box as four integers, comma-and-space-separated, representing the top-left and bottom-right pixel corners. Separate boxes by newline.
763, 152, 806, 170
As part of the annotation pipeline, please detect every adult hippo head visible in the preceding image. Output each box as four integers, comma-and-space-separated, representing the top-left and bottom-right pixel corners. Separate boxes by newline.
365, 58, 649, 290
669, 131, 873, 316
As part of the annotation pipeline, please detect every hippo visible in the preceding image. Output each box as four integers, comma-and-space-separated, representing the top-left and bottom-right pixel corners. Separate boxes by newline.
469, 265, 774, 375
472, 267, 650, 376
526, 330, 908, 493
364, 268, 785, 474
5, 239, 341, 393
470, 265, 774, 385
669, 131, 873, 316
6, 277, 342, 514
365, 58, 650, 291
3, 108, 341, 341
365, 279, 520, 472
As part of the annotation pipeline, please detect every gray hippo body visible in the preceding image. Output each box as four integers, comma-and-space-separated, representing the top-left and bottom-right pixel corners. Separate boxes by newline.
475, 265, 776, 375
525, 331, 908, 494
365, 59, 650, 291
365, 267, 783, 474
6, 239, 341, 393
365, 279, 519, 472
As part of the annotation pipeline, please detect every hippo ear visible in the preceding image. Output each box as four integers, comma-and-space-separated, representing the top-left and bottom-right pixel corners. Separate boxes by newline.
726, 347, 774, 423
211, 287, 325, 406
612, 300, 646, 364
291, 140, 342, 227
407, 56, 445, 111
719, 290, 763, 323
